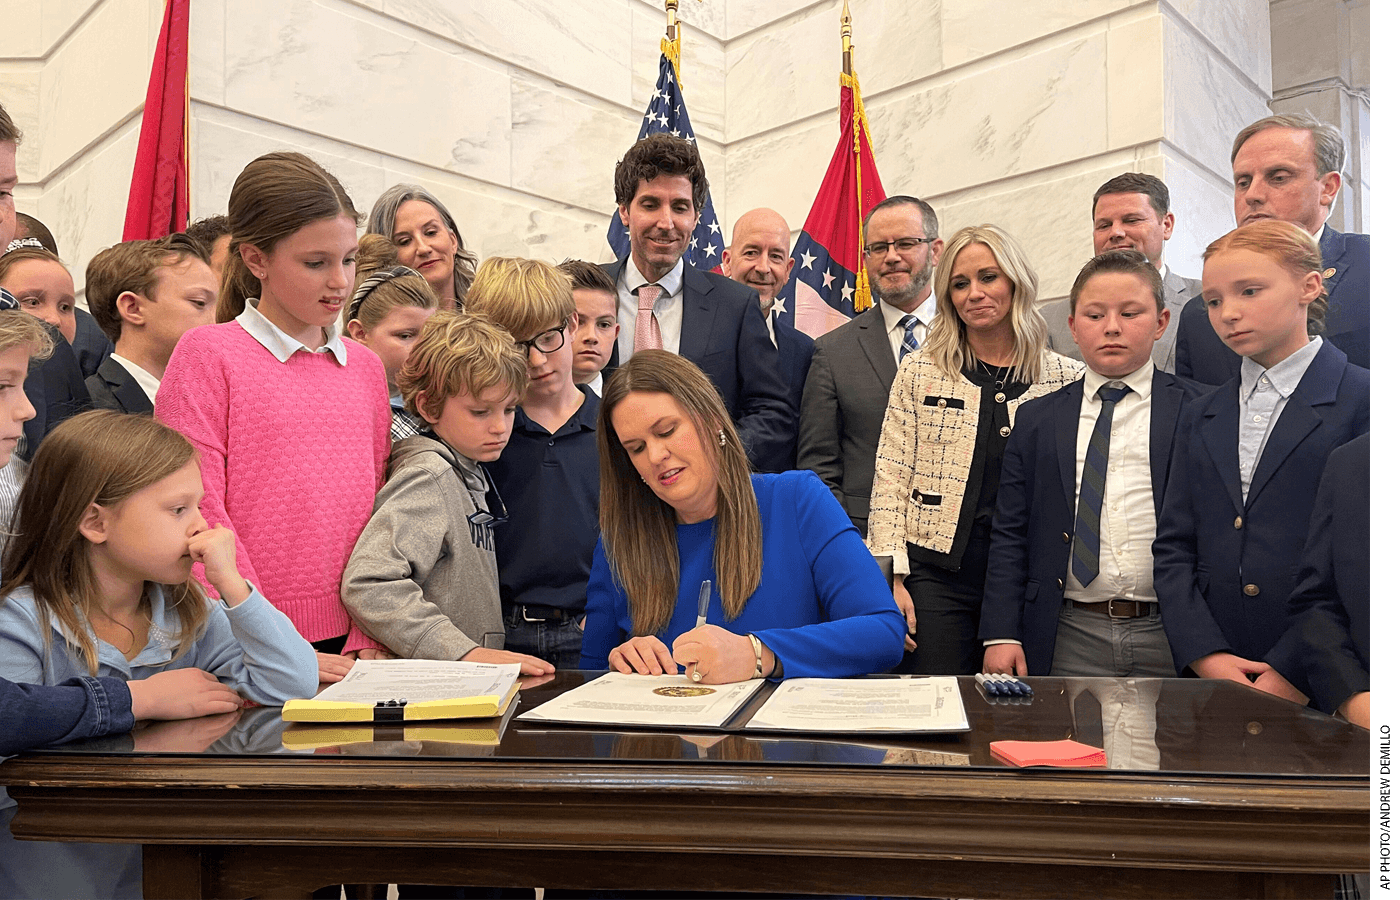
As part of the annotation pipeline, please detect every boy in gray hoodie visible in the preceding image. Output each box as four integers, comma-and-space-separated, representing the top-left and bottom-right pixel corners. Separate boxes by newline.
340, 311, 554, 675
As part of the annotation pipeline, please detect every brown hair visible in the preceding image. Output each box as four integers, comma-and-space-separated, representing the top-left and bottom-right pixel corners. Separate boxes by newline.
0, 246, 68, 289
216, 152, 360, 323
0, 101, 20, 144
398, 310, 528, 423
184, 215, 231, 252
1203, 219, 1329, 333
343, 235, 439, 330
1092, 172, 1171, 219
597, 350, 761, 636
1069, 249, 1165, 314
86, 234, 212, 343
557, 258, 618, 298
1, 411, 212, 675
613, 134, 709, 210
463, 256, 575, 340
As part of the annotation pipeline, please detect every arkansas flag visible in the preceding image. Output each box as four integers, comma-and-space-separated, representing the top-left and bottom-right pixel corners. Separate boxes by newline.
122, 0, 190, 241
778, 70, 886, 339
608, 47, 725, 270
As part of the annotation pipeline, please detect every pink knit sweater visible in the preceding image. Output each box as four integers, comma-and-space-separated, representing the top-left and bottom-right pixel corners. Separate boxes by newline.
155, 322, 390, 643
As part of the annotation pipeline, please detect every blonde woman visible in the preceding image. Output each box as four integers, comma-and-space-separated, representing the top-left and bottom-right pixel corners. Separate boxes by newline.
582, 351, 904, 683
867, 224, 1083, 675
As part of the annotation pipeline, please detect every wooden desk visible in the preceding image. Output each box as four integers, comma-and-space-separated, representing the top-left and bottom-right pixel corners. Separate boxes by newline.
3, 675, 1368, 899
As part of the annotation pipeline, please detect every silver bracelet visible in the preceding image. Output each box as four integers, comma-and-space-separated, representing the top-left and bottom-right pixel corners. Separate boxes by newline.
747, 633, 765, 679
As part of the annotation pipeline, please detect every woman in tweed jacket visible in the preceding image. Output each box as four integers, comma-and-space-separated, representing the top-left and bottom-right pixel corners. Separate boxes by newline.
867, 225, 1083, 675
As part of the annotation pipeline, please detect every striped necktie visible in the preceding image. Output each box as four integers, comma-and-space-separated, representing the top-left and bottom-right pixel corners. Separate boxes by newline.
898, 314, 919, 362
1071, 382, 1132, 587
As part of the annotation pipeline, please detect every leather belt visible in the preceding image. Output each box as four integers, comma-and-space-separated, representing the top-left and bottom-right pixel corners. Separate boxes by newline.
514, 604, 571, 622
1069, 598, 1156, 619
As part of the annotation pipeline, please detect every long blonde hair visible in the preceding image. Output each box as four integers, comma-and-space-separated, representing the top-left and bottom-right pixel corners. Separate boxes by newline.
598, 351, 761, 636
0, 411, 211, 674
925, 224, 1048, 384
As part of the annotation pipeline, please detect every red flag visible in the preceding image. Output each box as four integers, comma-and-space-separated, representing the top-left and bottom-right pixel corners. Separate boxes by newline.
779, 70, 887, 339
122, 0, 190, 241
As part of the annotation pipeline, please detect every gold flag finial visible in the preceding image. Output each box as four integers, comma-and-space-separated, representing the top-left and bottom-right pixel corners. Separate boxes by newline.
663, 0, 701, 87
841, 0, 852, 76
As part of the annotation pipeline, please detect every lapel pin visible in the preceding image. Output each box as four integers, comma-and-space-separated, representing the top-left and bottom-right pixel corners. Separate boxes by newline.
1323, 267, 1337, 279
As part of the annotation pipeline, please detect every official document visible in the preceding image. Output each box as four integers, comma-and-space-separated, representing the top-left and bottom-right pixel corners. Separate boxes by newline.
312, 659, 520, 705
517, 673, 765, 729
743, 677, 969, 733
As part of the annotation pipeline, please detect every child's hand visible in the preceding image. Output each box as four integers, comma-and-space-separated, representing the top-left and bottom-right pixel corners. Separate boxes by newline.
128, 669, 242, 720
463, 647, 555, 676
188, 525, 251, 606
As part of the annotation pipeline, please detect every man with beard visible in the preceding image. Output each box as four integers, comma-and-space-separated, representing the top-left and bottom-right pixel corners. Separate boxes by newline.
797, 195, 943, 536
603, 135, 793, 472
721, 207, 813, 469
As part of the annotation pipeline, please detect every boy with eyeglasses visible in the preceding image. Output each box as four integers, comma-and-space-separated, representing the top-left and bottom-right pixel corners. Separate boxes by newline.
339, 311, 553, 673
466, 257, 600, 669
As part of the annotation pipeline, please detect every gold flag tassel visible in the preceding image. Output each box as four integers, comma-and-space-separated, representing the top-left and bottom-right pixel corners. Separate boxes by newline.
662, 0, 702, 92
842, 2, 875, 313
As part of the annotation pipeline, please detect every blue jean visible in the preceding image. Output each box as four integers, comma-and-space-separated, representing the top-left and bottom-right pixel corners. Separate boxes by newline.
504, 607, 584, 669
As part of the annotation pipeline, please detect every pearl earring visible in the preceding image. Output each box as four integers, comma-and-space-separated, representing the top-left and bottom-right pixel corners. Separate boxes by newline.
718, 430, 727, 448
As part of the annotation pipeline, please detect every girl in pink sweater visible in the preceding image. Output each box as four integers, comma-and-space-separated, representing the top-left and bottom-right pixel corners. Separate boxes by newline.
156, 152, 389, 682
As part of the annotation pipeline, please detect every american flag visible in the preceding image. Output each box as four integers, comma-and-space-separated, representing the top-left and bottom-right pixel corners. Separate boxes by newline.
607, 53, 725, 270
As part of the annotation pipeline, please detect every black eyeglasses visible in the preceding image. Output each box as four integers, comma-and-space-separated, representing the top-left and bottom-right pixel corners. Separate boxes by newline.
517, 323, 568, 355
863, 237, 936, 258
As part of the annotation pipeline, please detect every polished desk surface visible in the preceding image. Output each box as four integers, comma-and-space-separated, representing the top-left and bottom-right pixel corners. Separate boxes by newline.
3, 673, 1370, 900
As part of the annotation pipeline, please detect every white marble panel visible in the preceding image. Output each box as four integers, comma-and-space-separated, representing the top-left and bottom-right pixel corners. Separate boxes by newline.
1106, 16, 1164, 148
189, 0, 226, 107
1268, 0, 1344, 91
1160, 151, 1234, 280
0, 67, 43, 183
509, 74, 643, 215
866, 33, 1108, 198
40, 0, 104, 53
940, 0, 1131, 69
223, 0, 511, 185
727, 0, 820, 40
724, 116, 846, 242
631, 3, 725, 140
0, 4, 43, 57
1162, 15, 1271, 178
377, 0, 634, 107
1348, 0, 1369, 88
635, 0, 727, 40
930, 154, 1156, 303
724, 0, 942, 144
1161, 0, 1271, 93
35, 118, 141, 295
189, 109, 393, 223
36, 0, 153, 181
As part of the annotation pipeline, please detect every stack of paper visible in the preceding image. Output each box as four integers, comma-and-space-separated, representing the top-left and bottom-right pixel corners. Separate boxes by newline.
282, 659, 521, 723
989, 739, 1106, 768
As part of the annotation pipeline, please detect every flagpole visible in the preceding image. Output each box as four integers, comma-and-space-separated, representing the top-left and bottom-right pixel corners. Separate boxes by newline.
844, 1, 875, 312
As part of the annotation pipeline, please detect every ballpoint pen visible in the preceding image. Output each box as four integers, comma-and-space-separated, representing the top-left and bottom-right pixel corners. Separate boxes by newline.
695, 579, 712, 628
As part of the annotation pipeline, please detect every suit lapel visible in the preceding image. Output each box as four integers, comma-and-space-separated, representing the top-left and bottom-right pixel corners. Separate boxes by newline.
1245, 344, 1341, 506
602, 257, 627, 373
100, 357, 154, 414
855, 307, 898, 388
1200, 386, 1245, 515
1147, 369, 1182, 507
1318, 225, 1351, 294
1054, 382, 1083, 510
678, 263, 716, 361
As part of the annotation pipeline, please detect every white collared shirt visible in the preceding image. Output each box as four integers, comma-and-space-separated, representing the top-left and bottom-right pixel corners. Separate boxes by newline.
879, 292, 938, 363
615, 257, 684, 364
1237, 336, 1322, 503
235, 298, 348, 365
109, 353, 162, 404
1063, 358, 1158, 604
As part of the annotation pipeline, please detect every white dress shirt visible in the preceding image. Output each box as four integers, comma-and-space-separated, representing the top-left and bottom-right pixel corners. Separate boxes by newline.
1237, 336, 1322, 503
109, 353, 162, 404
235, 298, 348, 365
1063, 358, 1159, 604
615, 257, 684, 365
878, 292, 938, 363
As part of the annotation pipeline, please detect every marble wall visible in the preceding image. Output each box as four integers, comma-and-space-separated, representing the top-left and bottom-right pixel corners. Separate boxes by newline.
0, 0, 1366, 310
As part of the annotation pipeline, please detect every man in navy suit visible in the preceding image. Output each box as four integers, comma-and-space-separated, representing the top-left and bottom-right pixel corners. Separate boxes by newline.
981, 251, 1204, 677
1261, 434, 1369, 728
603, 135, 793, 472
721, 207, 813, 470
1176, 113, 1369, 383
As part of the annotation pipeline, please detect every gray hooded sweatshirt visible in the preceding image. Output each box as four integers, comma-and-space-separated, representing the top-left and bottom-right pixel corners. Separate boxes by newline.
341, 435, 506, 660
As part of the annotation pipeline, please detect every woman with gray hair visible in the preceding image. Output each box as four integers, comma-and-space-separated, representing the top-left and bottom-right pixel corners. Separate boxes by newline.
366, 183, 478, 310
867, 224, 1083, 676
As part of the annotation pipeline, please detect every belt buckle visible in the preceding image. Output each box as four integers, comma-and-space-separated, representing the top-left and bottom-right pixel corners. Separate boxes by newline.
521, 607, 548, 623
1107, 599, 1136, 619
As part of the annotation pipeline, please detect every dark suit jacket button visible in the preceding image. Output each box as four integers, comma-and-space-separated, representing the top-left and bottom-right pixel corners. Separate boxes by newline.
995, 392, 1006, 403
1061, 532, 1070, 543
1234, 516, 1243, 530
1243, 584, 1260, 597
999, 426, 1011, 437
1057, 578, 1065, 590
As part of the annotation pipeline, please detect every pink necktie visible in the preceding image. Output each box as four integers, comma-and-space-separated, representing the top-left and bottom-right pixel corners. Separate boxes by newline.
634, 284, 663, 353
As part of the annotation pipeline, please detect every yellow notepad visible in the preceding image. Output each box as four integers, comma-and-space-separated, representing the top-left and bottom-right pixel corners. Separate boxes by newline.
281, 659, 521, 723
282, 697, 519, 750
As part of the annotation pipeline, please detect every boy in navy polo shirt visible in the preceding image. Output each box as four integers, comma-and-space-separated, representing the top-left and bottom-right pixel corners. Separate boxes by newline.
467, 257, 599, 669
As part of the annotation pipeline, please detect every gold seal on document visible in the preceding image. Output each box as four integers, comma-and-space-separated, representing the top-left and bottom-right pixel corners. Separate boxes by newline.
654, 686, 717, 697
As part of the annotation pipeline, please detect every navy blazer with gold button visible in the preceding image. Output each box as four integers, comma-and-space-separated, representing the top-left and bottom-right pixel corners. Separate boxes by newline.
1152, 340, 1368, 673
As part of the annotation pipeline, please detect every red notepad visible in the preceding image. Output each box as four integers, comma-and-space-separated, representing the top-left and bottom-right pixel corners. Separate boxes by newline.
989, 739, 1106, 768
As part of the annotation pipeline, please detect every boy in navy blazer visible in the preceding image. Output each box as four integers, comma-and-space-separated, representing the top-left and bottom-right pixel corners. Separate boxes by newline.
83, 234, 218, 415
1153, 221, 1368, 692
981, 251, 1202, 676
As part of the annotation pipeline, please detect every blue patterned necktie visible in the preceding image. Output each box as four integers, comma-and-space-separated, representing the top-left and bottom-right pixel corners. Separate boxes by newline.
1071, 382, 1133, 587
898, 314, 919, 362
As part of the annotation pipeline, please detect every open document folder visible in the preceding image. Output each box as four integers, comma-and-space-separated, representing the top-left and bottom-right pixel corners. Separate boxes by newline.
282, 659, 521, 723
517, 673, 969, 734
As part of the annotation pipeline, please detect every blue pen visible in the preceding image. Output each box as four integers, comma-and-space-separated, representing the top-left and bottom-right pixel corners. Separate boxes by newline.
975, 673, 1005, 696
999, 674, 1033, 697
